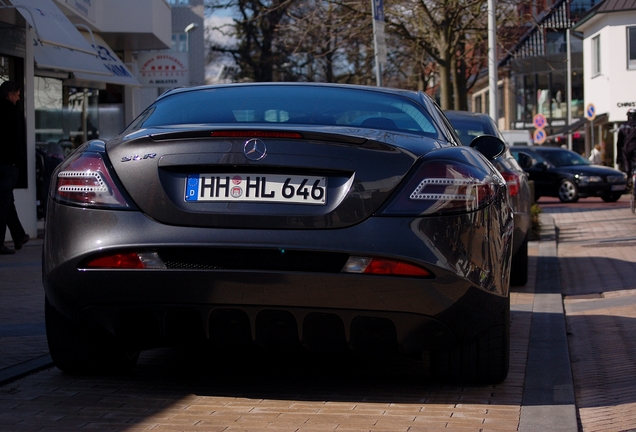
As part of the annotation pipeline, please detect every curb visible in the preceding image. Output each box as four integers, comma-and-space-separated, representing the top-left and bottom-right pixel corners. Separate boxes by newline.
0, 354, 53, 386
518, 214, 578, 431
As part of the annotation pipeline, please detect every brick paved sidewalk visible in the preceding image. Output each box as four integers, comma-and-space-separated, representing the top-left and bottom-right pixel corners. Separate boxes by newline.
0, 242, 538, 430
542, 197, 636, 432
0, 238, 50, 377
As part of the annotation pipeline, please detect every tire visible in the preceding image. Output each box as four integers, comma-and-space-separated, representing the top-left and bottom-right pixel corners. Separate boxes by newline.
601, 194, 621, 203
45, 297, 139, 374
430, 297, 510, 384
558, 179, 579, 203
510, 235, 528, 286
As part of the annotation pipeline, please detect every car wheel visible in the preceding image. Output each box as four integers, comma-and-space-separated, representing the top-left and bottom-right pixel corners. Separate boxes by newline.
430, 297, 510, 384
601, 194, 621, 203
45, 297, 139, 374
558, 179, 579, 203
510, 235, 528, 286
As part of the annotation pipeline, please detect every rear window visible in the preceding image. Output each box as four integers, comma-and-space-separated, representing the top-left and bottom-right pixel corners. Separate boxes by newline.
125, 85, 441, 138
445, 115, 500, 146
537, 149, 590, 167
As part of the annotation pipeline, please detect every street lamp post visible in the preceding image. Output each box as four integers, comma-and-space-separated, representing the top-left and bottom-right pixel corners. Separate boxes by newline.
184, 22, 198, 86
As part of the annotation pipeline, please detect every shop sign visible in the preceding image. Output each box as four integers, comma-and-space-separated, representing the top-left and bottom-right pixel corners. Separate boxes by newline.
137, 51, 189, 87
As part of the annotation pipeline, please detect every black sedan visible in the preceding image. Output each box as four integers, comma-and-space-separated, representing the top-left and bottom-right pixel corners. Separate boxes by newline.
445, 111, 532, 287
43, 83, 513, 383
510, 146, 627, 203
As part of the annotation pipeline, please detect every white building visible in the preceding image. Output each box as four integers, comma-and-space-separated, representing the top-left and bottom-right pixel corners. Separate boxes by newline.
574, 0, 636, 168
0, 0, 205, 245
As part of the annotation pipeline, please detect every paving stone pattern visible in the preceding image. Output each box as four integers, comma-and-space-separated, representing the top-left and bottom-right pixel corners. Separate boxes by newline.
0, 242, 536, 430
4, 195, 636, 431
544, 198, 636, 432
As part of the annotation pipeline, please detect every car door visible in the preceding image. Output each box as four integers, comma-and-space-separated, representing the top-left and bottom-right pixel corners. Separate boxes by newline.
515, 150, 558, 198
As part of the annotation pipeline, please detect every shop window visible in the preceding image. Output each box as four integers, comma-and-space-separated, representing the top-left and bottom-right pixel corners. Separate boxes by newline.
34, 78, 100, 158
592, 35, 601, 77
628, 27, 636, 69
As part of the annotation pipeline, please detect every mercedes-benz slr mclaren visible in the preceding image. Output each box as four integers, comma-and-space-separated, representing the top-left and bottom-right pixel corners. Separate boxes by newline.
43, 83, 513, 383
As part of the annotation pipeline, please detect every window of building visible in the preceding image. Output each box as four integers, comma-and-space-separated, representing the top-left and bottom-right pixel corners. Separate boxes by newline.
628, 27, 636, 69
474, 94, 482, 113
172, 33, 188, 52
592, 34, 601, 76
546, 30, 567, 54
166, 0, 189, 5
34, 77, 100, 155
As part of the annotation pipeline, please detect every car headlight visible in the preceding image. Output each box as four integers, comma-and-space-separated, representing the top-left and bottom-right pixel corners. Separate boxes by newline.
577, 175, 602, 184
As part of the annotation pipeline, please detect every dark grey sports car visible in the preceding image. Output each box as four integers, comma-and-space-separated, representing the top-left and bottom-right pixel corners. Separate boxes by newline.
43, 83, 513, 383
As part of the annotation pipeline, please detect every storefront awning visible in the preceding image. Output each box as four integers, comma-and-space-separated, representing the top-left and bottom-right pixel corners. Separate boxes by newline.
11, 0, 99, 56
33, 42, 112, 76
72, 32, 141, 86
8, 0, 113, 76
554, 117, 587, 136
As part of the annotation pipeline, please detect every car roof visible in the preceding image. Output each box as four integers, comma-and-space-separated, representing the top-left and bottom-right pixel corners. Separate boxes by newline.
511, 146, 565, 152
444, 110, 493, 120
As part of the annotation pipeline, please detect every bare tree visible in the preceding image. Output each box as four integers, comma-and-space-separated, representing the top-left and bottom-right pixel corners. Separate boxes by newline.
205, 0, 295, 81
204, 0, 531, 109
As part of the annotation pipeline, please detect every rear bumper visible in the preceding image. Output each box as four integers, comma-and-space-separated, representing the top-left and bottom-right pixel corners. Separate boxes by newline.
43, 197, 513, 353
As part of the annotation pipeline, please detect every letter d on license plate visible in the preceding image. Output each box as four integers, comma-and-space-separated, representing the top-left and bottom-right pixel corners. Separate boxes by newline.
186, 173, 327, 205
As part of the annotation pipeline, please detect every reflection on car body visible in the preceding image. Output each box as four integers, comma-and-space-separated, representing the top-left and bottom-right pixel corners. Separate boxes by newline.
445, 111, 532, 287
43, 83, 513, 384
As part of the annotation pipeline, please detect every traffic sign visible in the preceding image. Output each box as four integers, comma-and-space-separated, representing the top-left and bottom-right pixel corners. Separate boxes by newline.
585, 103, 596, 121
533, 128, 547, 145
533, 113, 547, 129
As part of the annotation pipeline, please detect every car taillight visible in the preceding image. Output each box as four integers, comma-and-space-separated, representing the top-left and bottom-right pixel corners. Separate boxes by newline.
84, 252, 166, 269
500, 172, 520, 197
54, 152, 130, 209
342, 257, 433, 277
381, 160, 502, 216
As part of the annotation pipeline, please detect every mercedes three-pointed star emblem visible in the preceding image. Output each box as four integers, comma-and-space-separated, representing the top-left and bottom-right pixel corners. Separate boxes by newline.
243, 138, 267, 161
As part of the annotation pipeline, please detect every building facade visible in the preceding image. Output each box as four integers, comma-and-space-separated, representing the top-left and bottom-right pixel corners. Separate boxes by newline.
470, 0, 598, 156
0, 0, 205, 243
574, 0, 636, 170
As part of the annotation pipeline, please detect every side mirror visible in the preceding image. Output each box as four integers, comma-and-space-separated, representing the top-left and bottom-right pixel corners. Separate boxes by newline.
469, 135, 506, 161
516, 152, 533, 169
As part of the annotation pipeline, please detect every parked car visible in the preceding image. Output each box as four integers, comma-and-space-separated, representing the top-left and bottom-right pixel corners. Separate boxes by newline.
44, 83, 513, 383
445, 110, 532, 287
510, 146, 627, 203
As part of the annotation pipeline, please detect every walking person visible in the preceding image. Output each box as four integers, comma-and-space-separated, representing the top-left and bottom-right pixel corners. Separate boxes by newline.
0, 80, 29, 255
618, 108, 636, 174
589, 143, 602, 165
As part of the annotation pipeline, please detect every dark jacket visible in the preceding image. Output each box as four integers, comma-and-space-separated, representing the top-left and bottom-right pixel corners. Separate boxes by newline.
618, 118, 636, 173
0, 97, 25, 165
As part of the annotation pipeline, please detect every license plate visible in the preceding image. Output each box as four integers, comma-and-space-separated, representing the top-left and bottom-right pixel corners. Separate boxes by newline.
611, 184, 626, 191
185, 174, 327, 205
